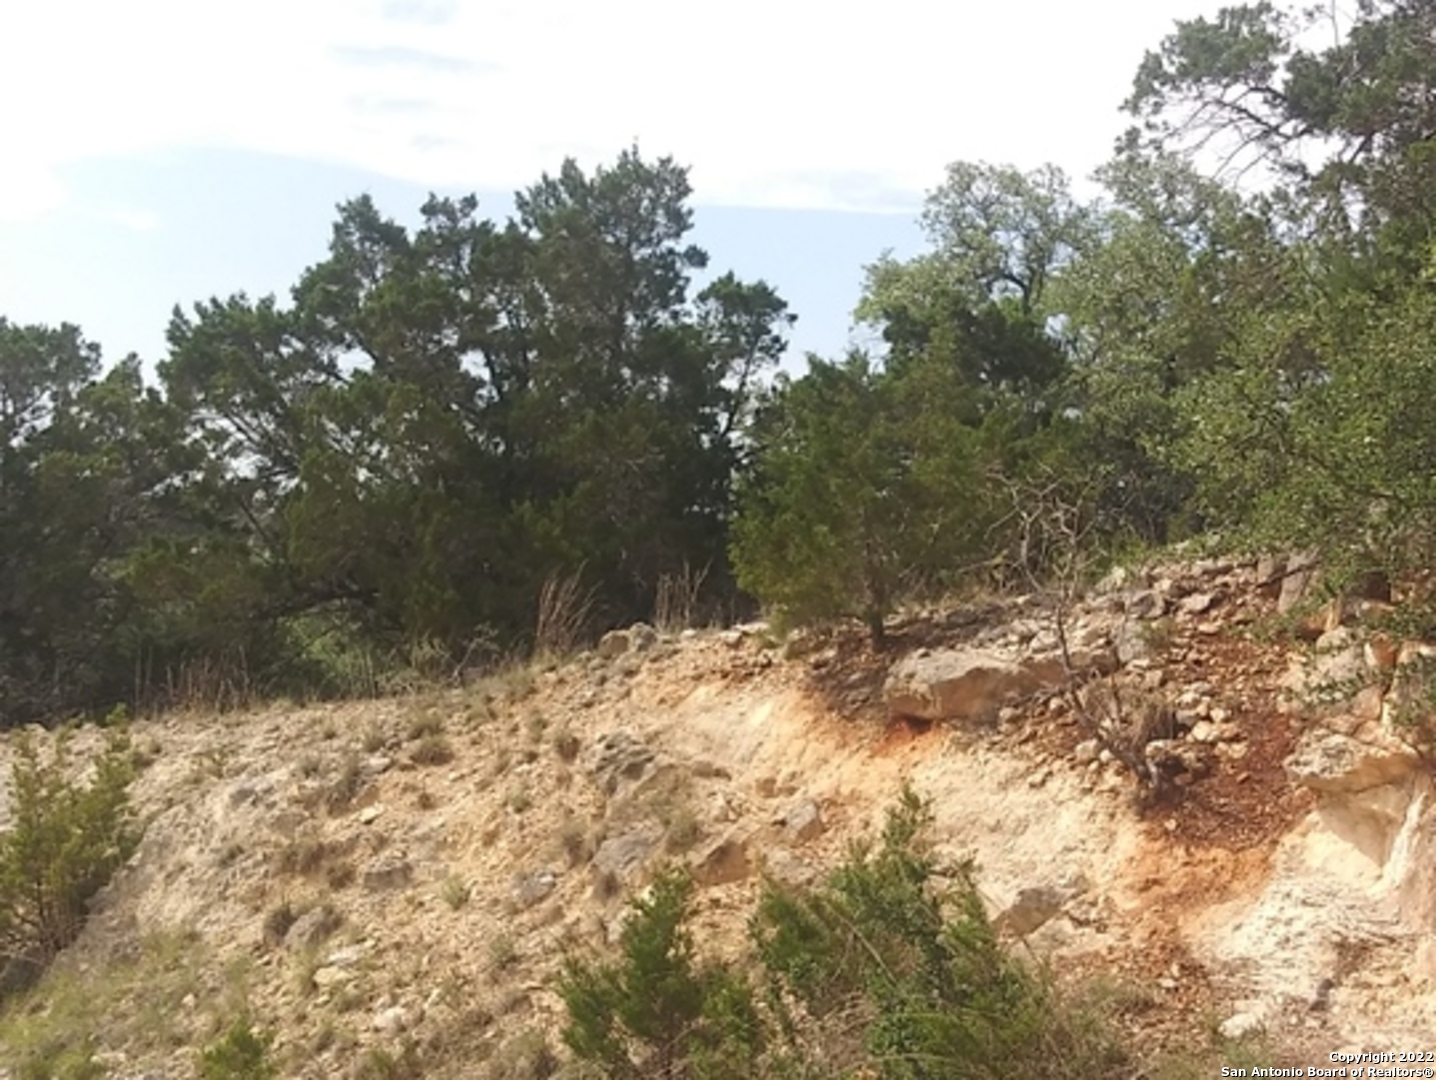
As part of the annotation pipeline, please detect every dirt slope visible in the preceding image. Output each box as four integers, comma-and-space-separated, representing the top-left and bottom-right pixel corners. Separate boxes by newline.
4, 561, 1436, 1077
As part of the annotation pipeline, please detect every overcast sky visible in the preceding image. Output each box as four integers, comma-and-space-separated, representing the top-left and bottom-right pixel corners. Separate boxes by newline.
0, 0, 1229, 368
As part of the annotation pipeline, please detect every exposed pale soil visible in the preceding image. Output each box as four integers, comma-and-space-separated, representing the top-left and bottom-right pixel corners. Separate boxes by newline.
2, 558, 1435, 1077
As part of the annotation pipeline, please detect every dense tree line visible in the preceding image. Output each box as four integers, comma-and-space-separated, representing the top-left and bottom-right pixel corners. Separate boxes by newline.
3, 0, 1434, 723
0, 151, 791, 722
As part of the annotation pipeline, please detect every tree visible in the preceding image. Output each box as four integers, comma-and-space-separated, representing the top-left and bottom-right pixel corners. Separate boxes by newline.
1124, 0, 1436, 254
856, 163, 1091, 417
157, 148, 793, 675
1049, 152, 1297, 543
731, 352, 991, 647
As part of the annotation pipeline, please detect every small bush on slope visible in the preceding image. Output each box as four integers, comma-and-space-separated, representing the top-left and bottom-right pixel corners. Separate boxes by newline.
753, 786, 1129, 1080
558, 867, 765, 1080
0, 730, 138, 989
559, 788, 1128, 1080
199, 1016, 277, 1080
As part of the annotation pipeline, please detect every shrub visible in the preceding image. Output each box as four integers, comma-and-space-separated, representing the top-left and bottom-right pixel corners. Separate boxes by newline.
0, 731, 138, 982
752, 786, 1130, 1079
559, 868, 765, 1080
440, 873, 471, 911
411, 734, 455, 766
198, 1016, 276, 1080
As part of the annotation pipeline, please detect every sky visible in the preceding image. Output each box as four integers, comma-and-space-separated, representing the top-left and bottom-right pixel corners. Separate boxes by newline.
0, 0, 1231, 371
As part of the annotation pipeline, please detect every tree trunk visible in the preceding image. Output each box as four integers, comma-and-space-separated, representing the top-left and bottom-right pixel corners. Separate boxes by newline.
865, 607, 888, 651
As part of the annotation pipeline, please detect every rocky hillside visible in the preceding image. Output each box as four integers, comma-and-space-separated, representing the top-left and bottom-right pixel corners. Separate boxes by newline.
3, 553, 1436, 1077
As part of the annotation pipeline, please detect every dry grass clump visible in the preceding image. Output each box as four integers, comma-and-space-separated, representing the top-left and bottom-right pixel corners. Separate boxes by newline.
411, 734, 455, 766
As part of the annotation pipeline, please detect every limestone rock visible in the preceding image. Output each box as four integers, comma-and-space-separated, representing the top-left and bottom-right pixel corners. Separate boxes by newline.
362, 853, 413, 891
285, 904, 342, 951
781, 800, 824, 844
1115, 622, 1152, 665
593, 824, 663, 879
597, 630, 631, 660
993, 885, 1066, 937
884, 647, 1064, 724
1278, 551, 1319, 615
1218, 1011, 1264, 1040
588, 731, 657, 794
691, 831, 751, 887
1283, 627, 1373, 713
512, 868, 558, 908
1284, 730, 1422, 793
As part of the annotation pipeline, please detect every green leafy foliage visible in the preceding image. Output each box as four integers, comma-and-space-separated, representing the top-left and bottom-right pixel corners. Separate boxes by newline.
198, 1016, 277, 1080
732, 352, 993, 646
558, 794, 1130, 1080
6, 0, 1436, 720
753, 788, 1128, 1080
558, 868, 765, 1080
0, 732, 138, 982
0, 148, 794, 723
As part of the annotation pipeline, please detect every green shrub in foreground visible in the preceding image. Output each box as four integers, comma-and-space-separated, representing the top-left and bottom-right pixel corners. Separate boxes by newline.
559, 788, 1130, 1080
0, 730, 138, 985
199, 1016, 277, 1080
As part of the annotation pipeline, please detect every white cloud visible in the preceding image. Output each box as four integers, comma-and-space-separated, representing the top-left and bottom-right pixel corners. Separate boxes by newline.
0, 0, 1232, 222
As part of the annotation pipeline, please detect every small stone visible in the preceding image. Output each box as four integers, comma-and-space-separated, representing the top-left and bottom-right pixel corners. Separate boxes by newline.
1180, 592, 1216, 616
1027, 768, 1050, 789
512, 869, 558, 908
1189, 720, 1218, 744
373, 1006, 409, 1034
285, 905, 342, 951
362, 853, 413, 891
781, 800, 824, 844
597, 629, 631, 659
312, 965, 353, 989
691, 832, 751, 887
1218, 1012, 1264, 1040
358, 805, 384, 825
1074, 739, 1101, 765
